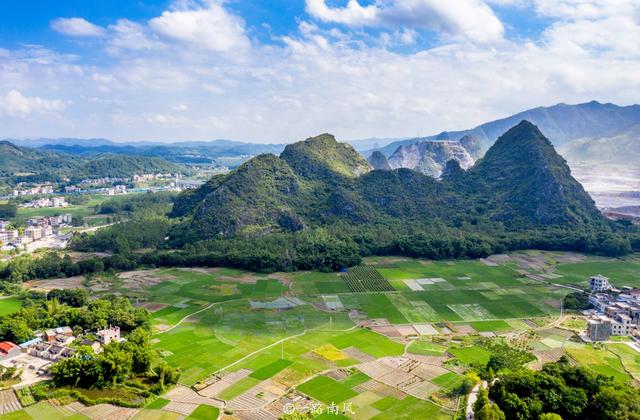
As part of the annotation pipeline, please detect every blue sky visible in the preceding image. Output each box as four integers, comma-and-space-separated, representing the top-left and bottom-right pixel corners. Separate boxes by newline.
0, 1, 638, 142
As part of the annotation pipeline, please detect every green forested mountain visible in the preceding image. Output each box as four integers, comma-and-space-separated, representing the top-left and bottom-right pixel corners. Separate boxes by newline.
172, 122, 630, 258
466, 121, 603, 228
0, 140, 80, 176
0, 141, 183, 186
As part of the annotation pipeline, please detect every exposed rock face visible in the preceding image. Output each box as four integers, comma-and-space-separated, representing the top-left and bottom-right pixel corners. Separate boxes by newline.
387, 140, 476, 178
367, 151, 391, 170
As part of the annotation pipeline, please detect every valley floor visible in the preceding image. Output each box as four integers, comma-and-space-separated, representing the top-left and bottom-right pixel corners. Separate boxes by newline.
6, 251, 640, 419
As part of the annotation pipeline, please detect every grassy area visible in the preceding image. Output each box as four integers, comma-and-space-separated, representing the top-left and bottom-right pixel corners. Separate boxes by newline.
565, 344, 634, 384
553, 256, 640, 288
407, 340, 447, 356
448, 346, 492, 365
297, 376, 358, 404
145, 397, 170, 409
186, 405, 220, 419
249, 359, 293, 380
469, 320, 512, 333
0, 296, 23, 316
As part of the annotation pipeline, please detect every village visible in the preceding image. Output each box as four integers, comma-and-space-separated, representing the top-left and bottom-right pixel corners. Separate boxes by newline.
0, 326, 122, 387
0, 215, 73, 252
585, 275, 640, 341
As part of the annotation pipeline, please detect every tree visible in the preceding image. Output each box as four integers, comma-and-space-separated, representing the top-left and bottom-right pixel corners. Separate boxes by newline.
0, 319, 33, 343
539, 414, 562, 420
474, 387, 489, 414
476, 403, 506, 420
100, 344, 133, 386
125, 328, 153, 374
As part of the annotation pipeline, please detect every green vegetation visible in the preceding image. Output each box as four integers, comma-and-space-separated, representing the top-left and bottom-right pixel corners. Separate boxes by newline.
0, 296, 23, 316
407, 340, 447, 356
145, 397, 170, 409
0, 140, 184, 192
489, 357, 640, 420
249, 359, 293, 380
342, 266, 394, 292
565, 345, 633, 383
469, 320, 512, 333
186, 405, 220, 420
297, 376, 358, 404
164, 121, 636, 275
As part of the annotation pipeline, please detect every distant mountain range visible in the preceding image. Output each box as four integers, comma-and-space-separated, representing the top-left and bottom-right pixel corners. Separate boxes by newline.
369, 101, 640, 167
4, 138, 286, 165
7, 101, 637, 170
0, 140, 183, 185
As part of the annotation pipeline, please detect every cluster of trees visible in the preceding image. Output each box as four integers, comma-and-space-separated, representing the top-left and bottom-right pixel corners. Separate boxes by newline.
0, 253, 114, 283
563, 291, 592, 310
488, 357, 640, 419
50, 328, 178, 391
47, 288, 89, 307
0, 203, 17, 218
97, 192, 176, 217
470, 340, 536, 380
0, 294, 149, 344
72, 218, 173, 254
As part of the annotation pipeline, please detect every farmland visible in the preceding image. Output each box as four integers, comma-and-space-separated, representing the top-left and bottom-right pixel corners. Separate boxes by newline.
0, 296, 22, 316
17, 250, 640, 419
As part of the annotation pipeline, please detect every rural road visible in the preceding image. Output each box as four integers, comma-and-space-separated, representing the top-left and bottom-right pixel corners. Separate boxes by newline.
466, 381, 487, 419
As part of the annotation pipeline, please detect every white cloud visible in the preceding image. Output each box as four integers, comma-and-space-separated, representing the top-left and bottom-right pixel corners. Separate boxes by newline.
51, 17, 105, 37
149, 1, 249, 52
306, 0, 505, 43
107, 19, 163, 53
0, 90, 66, 116
2, 0, 640, 142
172, 103, 189, 111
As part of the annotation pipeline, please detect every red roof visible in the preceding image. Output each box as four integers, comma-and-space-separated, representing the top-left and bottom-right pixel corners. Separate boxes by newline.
0, 341, 18, 354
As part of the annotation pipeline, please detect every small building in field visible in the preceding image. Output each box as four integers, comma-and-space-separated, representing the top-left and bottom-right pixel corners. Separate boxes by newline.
0, 341, 20, 361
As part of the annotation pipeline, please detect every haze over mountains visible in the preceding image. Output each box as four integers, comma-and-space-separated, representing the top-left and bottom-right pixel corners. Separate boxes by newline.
369, 101, 640, 161
3, 100, 638, 206
6, 101, 637, 168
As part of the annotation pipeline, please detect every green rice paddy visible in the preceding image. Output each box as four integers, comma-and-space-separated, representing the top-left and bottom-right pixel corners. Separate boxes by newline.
0, 296, 22, 316
62, 251, 639, 419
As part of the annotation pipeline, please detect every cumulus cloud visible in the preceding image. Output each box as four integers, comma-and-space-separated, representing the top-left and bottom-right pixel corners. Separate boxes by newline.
51, 17, 106, 37
2, 0, 639, 141
149, 1, 249, 52
107, 19, 164, 53
305, 0, 505, 43
0, 90, 65, 116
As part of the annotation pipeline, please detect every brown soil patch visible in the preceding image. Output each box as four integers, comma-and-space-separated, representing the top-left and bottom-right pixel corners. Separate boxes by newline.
26, 276, 85, 291
138, 302, 169, 312
154, 324, 172, 332
118, 269, 174, 291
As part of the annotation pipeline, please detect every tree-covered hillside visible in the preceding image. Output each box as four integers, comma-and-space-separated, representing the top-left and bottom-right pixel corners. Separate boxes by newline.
171, 122, 635, 260
0, 141, 184, 190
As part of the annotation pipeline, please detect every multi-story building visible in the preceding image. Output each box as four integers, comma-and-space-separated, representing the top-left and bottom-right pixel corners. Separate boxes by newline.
590, 275, 612, 292
97, 326, 121, 345
0, 230, 18, 244
587, 316, 613, 341
25, 226, 42, 241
